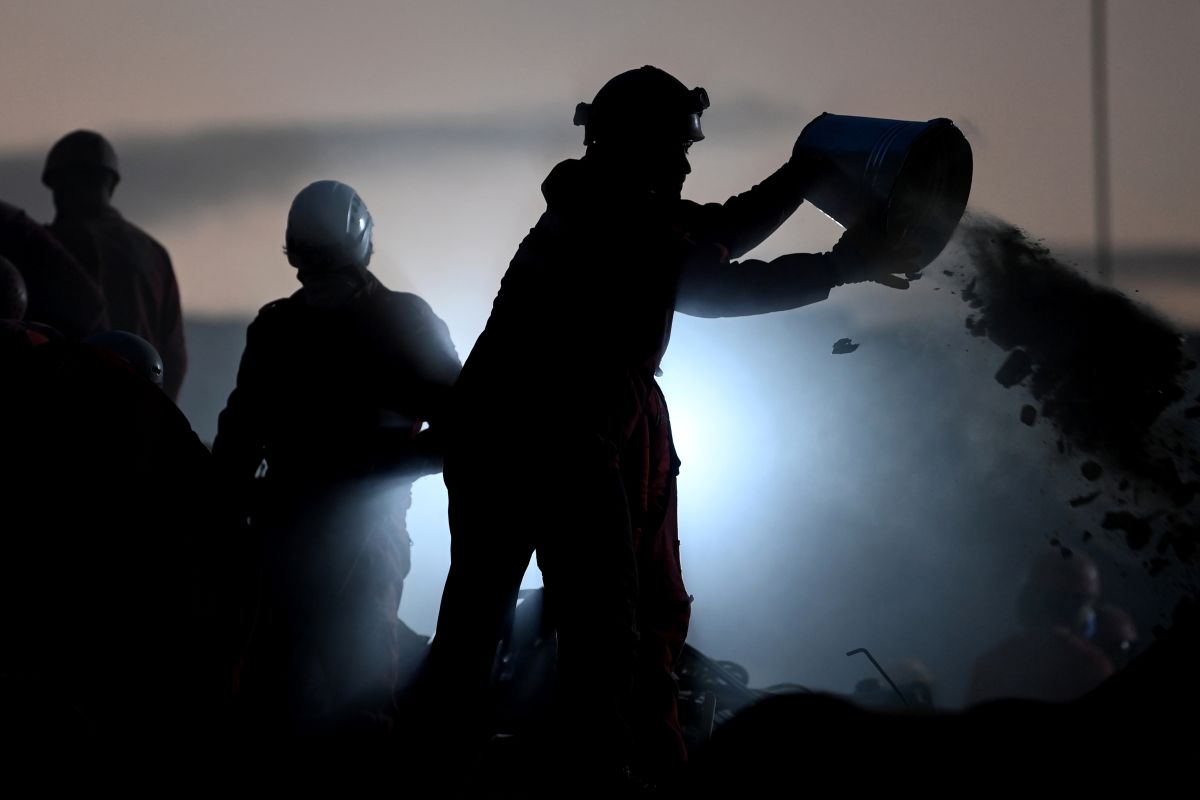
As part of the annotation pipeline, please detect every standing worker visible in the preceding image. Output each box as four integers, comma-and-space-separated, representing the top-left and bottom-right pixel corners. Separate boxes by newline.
429, 66, 916, 787
42, 130, 187, 398
214, 180, 460, 731
967, 551, 1114, 705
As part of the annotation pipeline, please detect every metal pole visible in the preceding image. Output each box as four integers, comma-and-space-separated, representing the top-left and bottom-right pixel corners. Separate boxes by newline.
1091, 0, 1114, 283
846, 648, 911, 708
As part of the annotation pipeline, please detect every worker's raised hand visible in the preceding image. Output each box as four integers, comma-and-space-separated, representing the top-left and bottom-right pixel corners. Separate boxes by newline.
829, 214, 920, 290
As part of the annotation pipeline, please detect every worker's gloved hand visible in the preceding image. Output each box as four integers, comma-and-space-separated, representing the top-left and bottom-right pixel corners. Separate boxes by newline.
829, 215, 920, 290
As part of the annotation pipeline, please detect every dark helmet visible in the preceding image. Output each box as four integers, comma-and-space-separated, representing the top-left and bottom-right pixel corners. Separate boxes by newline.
0, 255, 28, 320
285, 180, 374, 273
86, 330, 164, 388
42, 130, 120, 188
573, 66, 709, 146
1017, 550, 1101, 632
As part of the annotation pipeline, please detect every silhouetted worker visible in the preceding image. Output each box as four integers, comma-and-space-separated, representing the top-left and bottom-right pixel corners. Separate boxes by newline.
213, 180, 460, 731
1, 199, 106, 338
0, 330, 232, 737
430, 65, 915, 786
967, 551, 1114, 705
42, 130, 187, 398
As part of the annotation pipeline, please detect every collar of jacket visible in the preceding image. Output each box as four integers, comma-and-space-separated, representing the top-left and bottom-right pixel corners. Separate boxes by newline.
540, 156, 672, 214
53, 205, 122, 225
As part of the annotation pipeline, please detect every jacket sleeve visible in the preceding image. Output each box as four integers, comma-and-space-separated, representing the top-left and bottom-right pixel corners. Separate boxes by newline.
156, 245, 188, 400
678, 159, 809, 259
371, 294, 462, 478
385, 293, 462, 425
212, 317, 268, 498
674, 239, 840, 319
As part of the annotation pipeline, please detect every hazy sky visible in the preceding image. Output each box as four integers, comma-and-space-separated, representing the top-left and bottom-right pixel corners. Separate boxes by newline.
3, 1, 1198, 703
2, 1, 1199, 315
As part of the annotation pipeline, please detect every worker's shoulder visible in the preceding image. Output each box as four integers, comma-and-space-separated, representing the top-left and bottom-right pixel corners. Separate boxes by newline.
109, 211, 174, 263
250, 293, 303, 327
0, 199, 29, 227
377, 289, 444, 323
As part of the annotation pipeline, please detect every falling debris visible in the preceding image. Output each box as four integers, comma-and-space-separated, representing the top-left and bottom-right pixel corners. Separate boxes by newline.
956, 215, 1187, 467
994, 349, 1032, 388
831, 338, 859, 355
938, 216, 1200, 594
1159, 520, 1198, 563
1102, 511, 1155, 551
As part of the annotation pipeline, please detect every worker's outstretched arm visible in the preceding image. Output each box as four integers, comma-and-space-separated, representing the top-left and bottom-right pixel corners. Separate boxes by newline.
675, 215, 917, 318
679, 158, 810, 259
676, 249, 836, 318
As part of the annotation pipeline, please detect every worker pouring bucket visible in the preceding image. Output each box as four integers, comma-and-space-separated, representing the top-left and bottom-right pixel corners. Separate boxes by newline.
794, 113, 973, 271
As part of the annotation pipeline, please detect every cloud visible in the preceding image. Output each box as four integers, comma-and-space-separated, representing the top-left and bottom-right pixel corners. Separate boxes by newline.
1, 109, 562, 224
0, 96, 810, 226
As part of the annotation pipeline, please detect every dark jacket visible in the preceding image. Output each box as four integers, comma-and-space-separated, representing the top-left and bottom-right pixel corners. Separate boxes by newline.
213, 273, 461, 502
49, 207, 187, 398
967, 628, 1115, 705
0, 339, 229, 734
455, 156, 839, 428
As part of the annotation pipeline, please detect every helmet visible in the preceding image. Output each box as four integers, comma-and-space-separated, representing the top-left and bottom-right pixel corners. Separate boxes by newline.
285, 180, 374, 273
42, 130, 120, 187
86, 331, 164, 388
573, 66, 709, 146
1017, 549, 1101, 631
0, 255, 27, 320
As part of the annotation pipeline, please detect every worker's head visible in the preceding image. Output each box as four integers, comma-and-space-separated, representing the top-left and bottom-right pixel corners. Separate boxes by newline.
0, 255, 28, 321
575, 66, 709, 198
85, 330, 164, 389
43, 130, 120, 214
1017, 550, 1101, 634
285, 180, 374, 307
